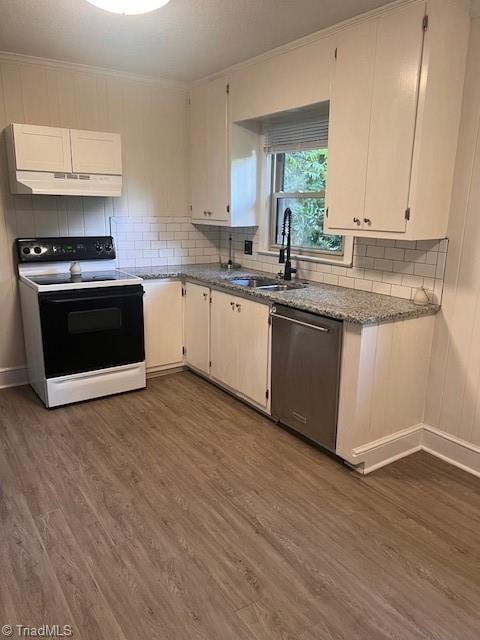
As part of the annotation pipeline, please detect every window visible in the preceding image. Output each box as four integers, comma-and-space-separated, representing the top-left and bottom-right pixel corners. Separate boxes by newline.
270, 149, 343, 255
263, 104, 344, 257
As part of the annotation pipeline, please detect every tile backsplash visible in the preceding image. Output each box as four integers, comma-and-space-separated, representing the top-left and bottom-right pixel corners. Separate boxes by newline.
112, 216, 447, 304
218, 227, 448, 304
111, 216, 220, 268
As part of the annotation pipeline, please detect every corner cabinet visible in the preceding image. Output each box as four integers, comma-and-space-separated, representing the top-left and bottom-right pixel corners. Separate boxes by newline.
325, 0, 469, 240
189, 78, 261, 227
210, 290, 270, 409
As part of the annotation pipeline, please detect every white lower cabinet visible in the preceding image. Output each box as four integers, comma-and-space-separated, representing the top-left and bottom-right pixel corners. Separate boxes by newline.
184, 282, 210, 374
210, 290, 270, 408
143, 280, 183, 371
143, 279, 270, 410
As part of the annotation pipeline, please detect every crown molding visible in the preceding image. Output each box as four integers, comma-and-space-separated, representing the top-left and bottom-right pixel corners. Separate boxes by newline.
0, 50, 188, 91
0, 0, 468, 90
192, 0, 419, 86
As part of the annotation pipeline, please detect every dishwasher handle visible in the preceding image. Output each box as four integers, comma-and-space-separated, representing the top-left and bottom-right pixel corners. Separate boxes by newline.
270, 310, 330, 333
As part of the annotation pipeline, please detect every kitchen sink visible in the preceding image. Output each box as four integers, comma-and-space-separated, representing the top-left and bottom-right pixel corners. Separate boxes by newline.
228, 277, 306, 291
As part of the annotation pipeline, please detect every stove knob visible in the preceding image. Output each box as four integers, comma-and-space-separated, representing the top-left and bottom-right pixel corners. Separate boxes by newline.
95, 243, 103, 252
22, 247, 31, 255
104, 244, 112, 252
33, 246, 42, 254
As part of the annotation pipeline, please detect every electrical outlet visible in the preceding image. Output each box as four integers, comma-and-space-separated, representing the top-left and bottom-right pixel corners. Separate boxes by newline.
244, 240, 253, 255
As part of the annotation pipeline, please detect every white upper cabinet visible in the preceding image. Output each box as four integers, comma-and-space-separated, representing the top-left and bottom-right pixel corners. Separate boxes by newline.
326, 0, 469, 240
327, 3, 424, 235
206, 78, 229, 222
7, 123, 123, 178
10, 124, 72, 172
189, 77, 261, 227
188, 0, 468, 239
325, 20, 377, 232
70, 129, 122, 175
363, 3, 425, 234
189, 77, 229, 223
189, 82, 210, 222
229, 35, 334, 123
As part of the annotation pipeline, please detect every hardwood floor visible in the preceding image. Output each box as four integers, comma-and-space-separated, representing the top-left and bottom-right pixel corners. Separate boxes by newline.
0, 371, 479, 639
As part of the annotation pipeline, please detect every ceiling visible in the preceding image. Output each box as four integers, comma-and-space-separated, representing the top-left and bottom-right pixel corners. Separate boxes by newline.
0, 0, 395, 82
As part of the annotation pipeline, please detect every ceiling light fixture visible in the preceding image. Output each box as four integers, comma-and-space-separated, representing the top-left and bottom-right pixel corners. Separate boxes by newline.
86, 0, 171, 15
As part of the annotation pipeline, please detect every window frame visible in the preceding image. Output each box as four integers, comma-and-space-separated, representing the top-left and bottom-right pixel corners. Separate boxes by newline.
268, 151, 345, 258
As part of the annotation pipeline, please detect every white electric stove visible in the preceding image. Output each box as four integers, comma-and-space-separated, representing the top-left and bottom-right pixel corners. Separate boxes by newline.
17, 236, 146, 408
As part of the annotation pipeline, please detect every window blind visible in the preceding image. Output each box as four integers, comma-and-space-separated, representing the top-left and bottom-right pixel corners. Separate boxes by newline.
263, 111, 329, 153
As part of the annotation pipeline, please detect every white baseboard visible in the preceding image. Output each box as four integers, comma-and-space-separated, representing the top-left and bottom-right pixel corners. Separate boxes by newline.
0, 366, 27, 389
350, 423, 480, 478
422, 425, 480, 479
351, 425, 424, 474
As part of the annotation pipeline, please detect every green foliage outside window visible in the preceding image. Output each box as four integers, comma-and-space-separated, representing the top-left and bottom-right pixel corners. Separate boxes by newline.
274, 150, 343, 253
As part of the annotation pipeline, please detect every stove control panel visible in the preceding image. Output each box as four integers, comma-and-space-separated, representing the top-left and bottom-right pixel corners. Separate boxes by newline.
16, 236, 116, 262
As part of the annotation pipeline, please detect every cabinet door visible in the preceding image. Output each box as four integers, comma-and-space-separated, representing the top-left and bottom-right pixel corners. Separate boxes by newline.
185, 282, 210, 374
189, 83, 210, 222
327, 3, 425, 235
363, 2, 425, 233
143, 280, 183, 370
326, 21, 377, 232
206, 77, 229, 222
210, 290, 237, 389
70, 129, 122, 175
234, 297, 270, 407
12, 124, 72, 172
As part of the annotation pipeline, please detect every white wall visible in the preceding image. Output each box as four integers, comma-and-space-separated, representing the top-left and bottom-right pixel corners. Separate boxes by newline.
0, 56, 189, 380
425, 18, 480, 447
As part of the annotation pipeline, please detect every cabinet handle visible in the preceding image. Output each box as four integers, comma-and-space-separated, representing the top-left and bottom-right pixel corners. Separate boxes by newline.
208, 211, 212, 216
230, 301, 235, 309
353, 217, 361, 225
363, 218, 372, 225
203, 211, 207, 216
203, 292, 208, 300
236, 303, 241, 311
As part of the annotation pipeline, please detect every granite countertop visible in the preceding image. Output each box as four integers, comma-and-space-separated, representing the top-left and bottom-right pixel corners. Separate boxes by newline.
125, 264, 440, 325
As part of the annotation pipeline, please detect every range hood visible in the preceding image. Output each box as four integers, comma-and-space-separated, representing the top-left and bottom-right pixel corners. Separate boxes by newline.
11, 170, 123, 197
6, 123, 122, 197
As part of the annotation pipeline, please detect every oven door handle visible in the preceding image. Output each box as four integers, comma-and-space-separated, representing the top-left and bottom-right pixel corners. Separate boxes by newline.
43, 290, 144, 304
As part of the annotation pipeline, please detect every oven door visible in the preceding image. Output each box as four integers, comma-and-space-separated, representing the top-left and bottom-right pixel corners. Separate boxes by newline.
39, 285, 145, 378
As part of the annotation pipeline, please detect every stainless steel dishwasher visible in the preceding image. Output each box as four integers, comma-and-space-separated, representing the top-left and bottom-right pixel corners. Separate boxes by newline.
270, 305, 342, 452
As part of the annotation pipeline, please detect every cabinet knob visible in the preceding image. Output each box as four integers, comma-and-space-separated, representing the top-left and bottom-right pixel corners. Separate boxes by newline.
203, 211, 207, 216
230, 301, 235, 309
236, 303, 241, 311
363, 218, 372, 225
203, 292, 208, 299
353, 217, 361, 225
